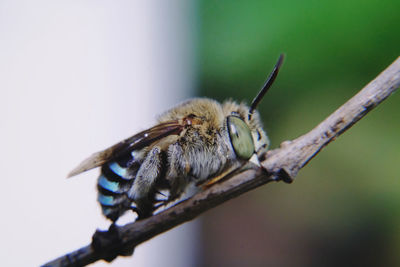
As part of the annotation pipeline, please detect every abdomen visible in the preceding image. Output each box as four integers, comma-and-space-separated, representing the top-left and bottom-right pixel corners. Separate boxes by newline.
97, 155, 137, 221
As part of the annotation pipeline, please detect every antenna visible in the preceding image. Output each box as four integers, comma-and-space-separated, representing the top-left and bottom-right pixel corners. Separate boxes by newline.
248, 54, 285, 120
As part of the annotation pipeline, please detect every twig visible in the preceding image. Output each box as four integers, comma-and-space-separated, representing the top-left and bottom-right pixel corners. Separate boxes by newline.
43, 57, 400, 267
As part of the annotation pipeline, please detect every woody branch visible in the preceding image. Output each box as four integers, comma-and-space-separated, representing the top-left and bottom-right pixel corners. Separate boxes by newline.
43, 57, 400, 267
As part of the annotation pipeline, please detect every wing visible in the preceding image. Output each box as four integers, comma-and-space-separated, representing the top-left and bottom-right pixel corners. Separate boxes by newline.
68, 120, 184, 178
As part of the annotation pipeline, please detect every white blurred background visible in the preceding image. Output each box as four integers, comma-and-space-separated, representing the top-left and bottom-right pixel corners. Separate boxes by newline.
0, 1, 200, 266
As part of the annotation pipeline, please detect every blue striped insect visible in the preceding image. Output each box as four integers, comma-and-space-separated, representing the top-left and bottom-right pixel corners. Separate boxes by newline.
68, 54, 284, 222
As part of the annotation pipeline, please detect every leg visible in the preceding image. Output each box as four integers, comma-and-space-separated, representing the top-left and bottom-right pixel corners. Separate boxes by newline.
128, 146, 163, 218
165, 143, 187, 201
200, 165, 240, 189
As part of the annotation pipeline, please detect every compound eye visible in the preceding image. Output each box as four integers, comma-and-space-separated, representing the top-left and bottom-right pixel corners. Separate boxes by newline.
227, 116, 255, 159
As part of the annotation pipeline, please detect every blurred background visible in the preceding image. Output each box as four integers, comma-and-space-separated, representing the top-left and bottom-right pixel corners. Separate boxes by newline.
1, 0, 399, 266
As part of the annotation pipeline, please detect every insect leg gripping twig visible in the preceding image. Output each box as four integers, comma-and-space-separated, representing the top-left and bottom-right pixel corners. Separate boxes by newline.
43, 57, 400, 267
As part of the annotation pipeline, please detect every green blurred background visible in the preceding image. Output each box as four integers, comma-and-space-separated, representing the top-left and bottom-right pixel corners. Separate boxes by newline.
196, 1, 400, 266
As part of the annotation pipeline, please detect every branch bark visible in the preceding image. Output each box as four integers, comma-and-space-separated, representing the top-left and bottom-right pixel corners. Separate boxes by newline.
43, 57, 400, 267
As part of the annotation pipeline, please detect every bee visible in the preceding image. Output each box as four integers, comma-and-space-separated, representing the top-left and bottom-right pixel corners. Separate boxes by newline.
68, 54, 284, 222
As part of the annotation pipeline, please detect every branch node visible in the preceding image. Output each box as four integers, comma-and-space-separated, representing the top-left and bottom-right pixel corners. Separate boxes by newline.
92, 224, 135, 262
276, 168, 294, 184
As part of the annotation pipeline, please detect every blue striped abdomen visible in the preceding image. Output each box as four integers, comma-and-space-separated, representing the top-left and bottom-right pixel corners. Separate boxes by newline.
97, 155, 138, 221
